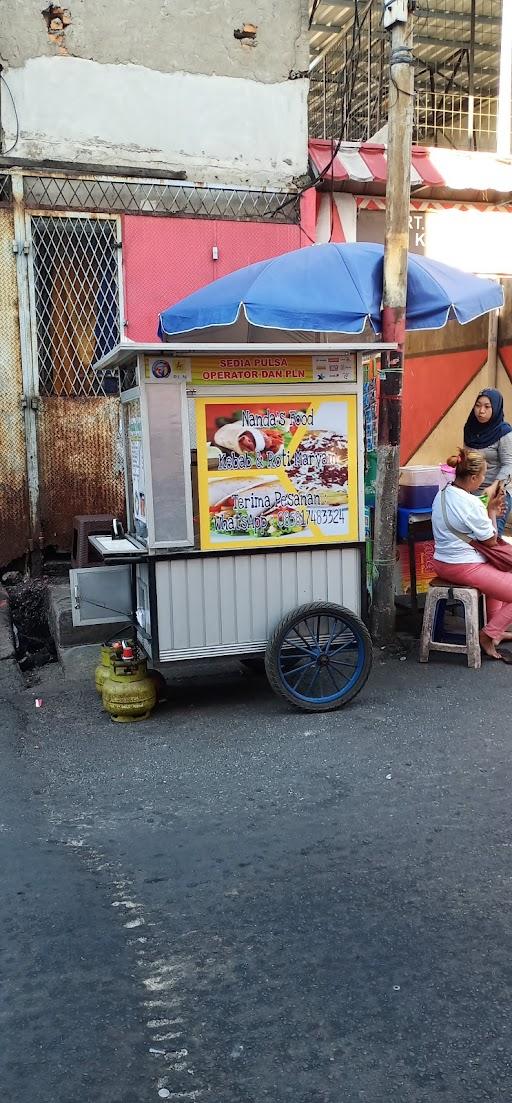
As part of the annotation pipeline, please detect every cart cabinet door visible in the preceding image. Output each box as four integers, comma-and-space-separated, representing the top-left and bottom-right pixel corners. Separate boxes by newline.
69, 566, 132, 628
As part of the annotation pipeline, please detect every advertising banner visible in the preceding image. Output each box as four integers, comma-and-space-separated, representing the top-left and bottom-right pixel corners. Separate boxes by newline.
195, 395, 359, 551
126, 406, 147, 541
144, 353, 357, 386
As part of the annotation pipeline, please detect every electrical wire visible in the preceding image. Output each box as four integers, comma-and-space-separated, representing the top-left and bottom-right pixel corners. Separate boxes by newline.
271, 0, 373, 221
309, 0, 321, 30
298, 219, 316, 244
328, 139, 335, 241
80, 597, 137, 619
0, 72, 20, 156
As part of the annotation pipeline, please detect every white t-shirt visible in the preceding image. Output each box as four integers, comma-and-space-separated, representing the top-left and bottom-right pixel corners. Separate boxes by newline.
431, 484, 494, 564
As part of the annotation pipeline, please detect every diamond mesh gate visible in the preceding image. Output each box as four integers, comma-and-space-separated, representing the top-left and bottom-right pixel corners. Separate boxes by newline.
31, 215, 121, 397
28, 213, 125, 550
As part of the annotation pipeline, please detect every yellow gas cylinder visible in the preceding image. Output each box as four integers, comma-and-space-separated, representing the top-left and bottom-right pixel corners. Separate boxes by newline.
94, 644, 115, 697
102, 646, 157, 722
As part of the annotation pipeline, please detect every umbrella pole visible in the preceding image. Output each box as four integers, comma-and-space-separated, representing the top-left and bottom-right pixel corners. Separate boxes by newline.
371, 5, 415, 644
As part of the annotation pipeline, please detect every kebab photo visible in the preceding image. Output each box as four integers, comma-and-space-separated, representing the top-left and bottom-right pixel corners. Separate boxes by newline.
206, 408, 295, 468
214, 421, 286, 456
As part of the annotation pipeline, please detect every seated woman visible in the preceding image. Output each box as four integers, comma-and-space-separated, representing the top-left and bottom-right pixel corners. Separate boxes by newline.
464, 388, 512, 535
431, 446, 512, 663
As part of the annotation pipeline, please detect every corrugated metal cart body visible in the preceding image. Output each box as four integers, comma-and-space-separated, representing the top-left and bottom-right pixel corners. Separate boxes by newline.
155, 546, 362, 662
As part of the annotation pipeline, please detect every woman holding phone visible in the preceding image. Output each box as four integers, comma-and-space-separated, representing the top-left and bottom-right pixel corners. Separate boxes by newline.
432, 447, 512, 662
464, 388, 512, 534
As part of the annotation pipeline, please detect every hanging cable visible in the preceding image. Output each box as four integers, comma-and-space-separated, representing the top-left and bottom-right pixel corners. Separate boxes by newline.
271, 0, 373, 221
309, 0, 321, 30
0, 72, 20, 156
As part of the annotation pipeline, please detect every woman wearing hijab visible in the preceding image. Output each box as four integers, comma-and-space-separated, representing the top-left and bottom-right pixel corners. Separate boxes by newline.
464, 388, 512, 535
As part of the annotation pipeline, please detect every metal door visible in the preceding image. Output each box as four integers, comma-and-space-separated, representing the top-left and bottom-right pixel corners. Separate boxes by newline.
26, 211, 126, 551
69, 564, 132, 627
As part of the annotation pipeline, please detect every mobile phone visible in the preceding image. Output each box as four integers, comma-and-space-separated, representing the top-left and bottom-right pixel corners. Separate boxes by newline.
499, 476, 512, 493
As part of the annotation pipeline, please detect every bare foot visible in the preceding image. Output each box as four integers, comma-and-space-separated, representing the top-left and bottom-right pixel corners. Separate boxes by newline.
479, 629, 502, 659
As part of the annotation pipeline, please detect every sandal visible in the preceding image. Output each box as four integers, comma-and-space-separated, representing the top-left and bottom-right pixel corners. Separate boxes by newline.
497, 650, 512, 665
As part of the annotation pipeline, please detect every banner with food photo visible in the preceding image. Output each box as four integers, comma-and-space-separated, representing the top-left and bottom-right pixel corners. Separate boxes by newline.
195, 396, 359, 551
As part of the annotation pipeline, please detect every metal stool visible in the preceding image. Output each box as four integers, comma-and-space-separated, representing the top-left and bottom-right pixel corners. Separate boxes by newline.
419, 577, 483, 669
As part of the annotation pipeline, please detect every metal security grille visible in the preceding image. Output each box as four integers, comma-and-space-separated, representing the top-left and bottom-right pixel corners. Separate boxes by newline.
0, 175, 12, 205
30, 215, 120, 397
23, 176, 300, 223
309, 0, 504, 152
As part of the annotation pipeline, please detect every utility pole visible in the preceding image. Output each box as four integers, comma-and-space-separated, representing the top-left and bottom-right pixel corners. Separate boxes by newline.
371, 1, 415, 642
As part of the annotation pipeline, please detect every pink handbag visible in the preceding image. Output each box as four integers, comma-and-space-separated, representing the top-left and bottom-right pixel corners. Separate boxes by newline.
471, 539, 512, 571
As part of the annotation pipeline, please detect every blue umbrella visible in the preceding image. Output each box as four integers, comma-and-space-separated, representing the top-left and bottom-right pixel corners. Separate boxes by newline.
158, 242, 503, 339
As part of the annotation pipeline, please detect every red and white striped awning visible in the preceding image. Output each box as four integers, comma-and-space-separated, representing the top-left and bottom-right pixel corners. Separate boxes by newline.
309, 139, 512, 200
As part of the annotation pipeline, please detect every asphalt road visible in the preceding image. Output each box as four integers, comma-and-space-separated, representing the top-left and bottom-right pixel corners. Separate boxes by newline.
2, 651, 512, 1103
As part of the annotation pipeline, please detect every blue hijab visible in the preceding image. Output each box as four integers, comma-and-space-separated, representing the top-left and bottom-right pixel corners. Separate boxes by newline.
464, 388, 512, 449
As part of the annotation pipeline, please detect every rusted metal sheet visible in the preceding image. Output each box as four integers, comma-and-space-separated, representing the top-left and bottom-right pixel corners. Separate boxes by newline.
37, 396, 125, 551
0, 209, 30, 567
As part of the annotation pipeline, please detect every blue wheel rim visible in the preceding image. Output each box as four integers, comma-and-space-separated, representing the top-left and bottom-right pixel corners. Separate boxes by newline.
277, 613, 365, 705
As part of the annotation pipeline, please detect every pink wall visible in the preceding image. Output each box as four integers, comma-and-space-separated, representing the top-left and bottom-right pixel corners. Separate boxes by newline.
122, 215, 302, 341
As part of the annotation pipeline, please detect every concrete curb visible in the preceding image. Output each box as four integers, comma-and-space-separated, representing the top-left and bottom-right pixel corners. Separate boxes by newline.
0, 587, 15, 661
0, 587, 23, 694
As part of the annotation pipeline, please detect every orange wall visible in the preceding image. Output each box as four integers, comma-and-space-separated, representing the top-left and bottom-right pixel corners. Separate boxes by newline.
401, 347, 488, 464
401, 313, 494, 466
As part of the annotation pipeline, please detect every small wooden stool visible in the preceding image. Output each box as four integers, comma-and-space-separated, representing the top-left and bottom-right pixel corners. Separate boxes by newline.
419, 577, 483, 669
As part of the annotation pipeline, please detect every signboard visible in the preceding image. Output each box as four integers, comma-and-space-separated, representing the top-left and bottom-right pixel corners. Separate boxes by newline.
423, 208, 512, 276
195, 395, 359, 551
144, 353, 357, 386
357, 208, 425, 254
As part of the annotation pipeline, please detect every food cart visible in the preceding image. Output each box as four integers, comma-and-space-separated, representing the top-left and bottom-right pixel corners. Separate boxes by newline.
70, 342, 395, 712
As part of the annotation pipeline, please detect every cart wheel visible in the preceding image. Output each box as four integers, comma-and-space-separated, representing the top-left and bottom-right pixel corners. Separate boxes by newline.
265, 602, 372, 712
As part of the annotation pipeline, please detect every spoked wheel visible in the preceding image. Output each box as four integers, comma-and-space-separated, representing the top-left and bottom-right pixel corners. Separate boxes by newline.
265, 601, 372, 712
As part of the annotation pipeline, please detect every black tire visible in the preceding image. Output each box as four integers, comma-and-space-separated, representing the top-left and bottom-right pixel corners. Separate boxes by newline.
265, 601, 373, 712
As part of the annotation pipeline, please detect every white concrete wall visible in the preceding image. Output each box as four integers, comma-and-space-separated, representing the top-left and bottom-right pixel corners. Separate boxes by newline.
4, 57, 308, 187
2, 0, 309, 187
2, 0, 309, 84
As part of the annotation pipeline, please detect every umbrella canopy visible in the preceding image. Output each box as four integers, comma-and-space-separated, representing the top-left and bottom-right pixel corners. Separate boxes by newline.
158, 242, 503, 340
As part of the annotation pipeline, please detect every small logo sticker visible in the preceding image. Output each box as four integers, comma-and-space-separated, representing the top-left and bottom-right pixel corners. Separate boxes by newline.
151, 359, 171, 379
